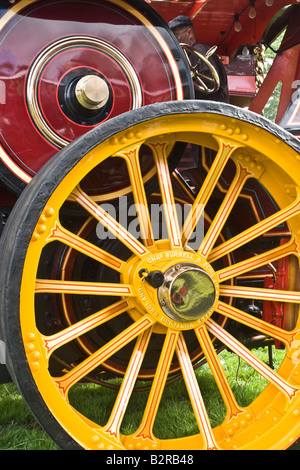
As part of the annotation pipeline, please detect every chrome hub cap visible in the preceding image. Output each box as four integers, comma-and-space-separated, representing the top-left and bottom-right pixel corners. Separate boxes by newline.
75, 75, 110, 110
26, 36, 143, 149
158, 263, 216, 322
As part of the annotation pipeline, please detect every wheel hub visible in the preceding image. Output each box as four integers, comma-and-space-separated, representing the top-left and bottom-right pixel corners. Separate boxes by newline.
75, 75, 110, 110
25, 36, 143, 149
129, 250, 219, 330
158, 263, 216, 322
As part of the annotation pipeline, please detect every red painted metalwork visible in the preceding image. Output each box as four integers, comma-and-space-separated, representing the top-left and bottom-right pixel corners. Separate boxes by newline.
151, 0, 300, 127
0, 0, 192, 193
250, 45, 300, 122
150, 0, 297, 53
0, 0, 299, 196
263, 239, 288, 350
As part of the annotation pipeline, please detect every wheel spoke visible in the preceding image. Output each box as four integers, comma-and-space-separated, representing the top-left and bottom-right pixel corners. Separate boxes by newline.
206, 319, 299, 401
46, 220, 125, 272
182, 139, 237, 247
209, 191, 300, 263
176, 332, 219, 449
54, 316, 154, 398
116, 144, 155, 248
102, 327, 153, 440
172, 170, 195, 204
41, 299, 133, 360
195, 326, 245, 422
35, 279, 134, 296
70, 186, 149, 257
216, 301, 297, 347
217, 236, 299, 282
220, 284, 300, 304
149, 142, 182, 249
132, 329, 179, 443
198, 161, 253, 257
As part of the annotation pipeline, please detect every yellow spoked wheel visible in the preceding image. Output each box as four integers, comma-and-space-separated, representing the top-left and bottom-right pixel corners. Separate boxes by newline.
1, 101, 300, 450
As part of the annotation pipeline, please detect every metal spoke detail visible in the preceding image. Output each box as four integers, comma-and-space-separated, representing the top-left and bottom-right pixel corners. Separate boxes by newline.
176, 332, 219, 449
182, 139, 237, 247
133, 329, 179, 443
206, 319, 299, 401
195, 326, 245, 422
150, 142, 182, 249
116, 144, 156, 248
198, 161, 253, 258
35, 279, 134, 296
47, 220, 125, 272
102, 328, 153, 440
217, 236, 300, 282
42, 300, 133, 360
219, 284, 300, 304
54, 316, 154, 398
216, 301, 297, 347
70, 186, 149, 257
209, 191, 300, 263
181, 44, 220, 94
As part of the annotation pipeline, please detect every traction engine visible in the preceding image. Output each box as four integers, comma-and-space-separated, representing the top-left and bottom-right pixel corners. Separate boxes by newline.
0, 0, 300, 450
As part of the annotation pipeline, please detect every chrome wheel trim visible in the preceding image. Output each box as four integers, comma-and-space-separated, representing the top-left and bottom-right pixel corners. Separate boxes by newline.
26, 35, 143, 148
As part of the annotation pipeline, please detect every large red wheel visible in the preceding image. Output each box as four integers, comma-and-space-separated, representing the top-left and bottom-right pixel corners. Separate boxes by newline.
0, 0, 193, 193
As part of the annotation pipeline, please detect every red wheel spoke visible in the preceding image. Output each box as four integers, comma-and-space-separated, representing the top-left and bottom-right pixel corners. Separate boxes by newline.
176, 332, 219, 449
54, 316, 154, 398
206, 319, 299, 401
46, 220, 125, 272
195, 326, 245, 422
70, 186, 149, 257
209, 191, 300, 263
41, 299, 133, 360
102, 327, 153, 440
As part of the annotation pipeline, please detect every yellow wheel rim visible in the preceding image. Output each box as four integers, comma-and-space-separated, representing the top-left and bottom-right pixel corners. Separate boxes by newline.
10, 102, 300, 449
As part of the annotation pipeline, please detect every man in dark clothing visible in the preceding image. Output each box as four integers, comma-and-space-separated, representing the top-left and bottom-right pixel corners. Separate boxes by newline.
168, 15, 229, 103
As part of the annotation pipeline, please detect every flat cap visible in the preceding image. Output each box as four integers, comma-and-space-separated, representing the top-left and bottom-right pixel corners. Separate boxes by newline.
168, 15, 193, 30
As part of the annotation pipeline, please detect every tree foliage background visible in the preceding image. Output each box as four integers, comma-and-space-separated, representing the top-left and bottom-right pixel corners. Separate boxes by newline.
262, 30, 285, 122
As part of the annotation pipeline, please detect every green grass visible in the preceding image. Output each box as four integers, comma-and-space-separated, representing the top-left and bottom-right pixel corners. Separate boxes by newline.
0, 347, 286, 450
0, 383, 59, 450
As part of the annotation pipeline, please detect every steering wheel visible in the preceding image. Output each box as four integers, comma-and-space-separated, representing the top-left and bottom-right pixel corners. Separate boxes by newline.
181, 44, 220, 94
